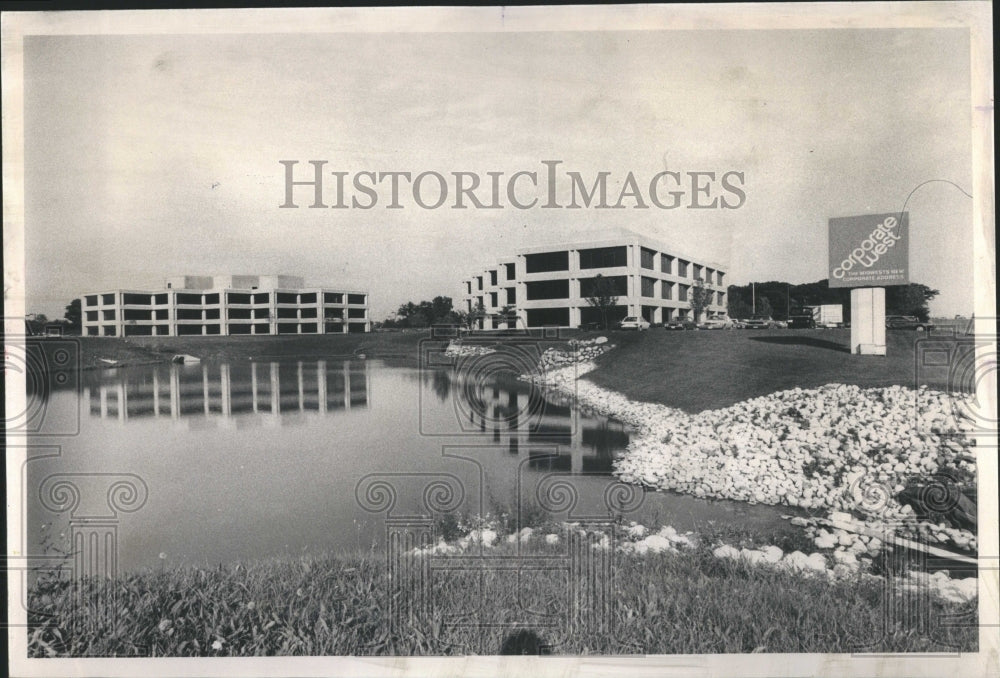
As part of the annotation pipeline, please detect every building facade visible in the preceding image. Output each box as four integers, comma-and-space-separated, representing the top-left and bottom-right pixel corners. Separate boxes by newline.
81, 275, 370, 337
461, 233, 727, 328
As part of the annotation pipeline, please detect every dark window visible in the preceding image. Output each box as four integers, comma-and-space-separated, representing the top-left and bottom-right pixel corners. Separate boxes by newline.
641, 277, 656, 298
276, 292, 297, 304
103, 325, 117, 336
348, 294, 366, 305
86, 310, 98, 321
325, 308, 344, 319
300, 307, 317, 318
277, 322, 297, 334
525, 279, 570, 300
102, 309, 116, 320
640, 247, 655, 270
123, 309, 151, 321
203, 293, 219, 304
348, 323, 367, 334
101, 293, 116, 305
579, 246, 627, 269
679, 284, 689, 302
678, 260, 689, 277
85, 295, 98, 306
490, 292, 498, 306
348, 308, 366, 318
177, 325, 201, 335
124, 325, 153, 336
177, 308, 202, 320
661, 282, 673, 300
254, 292, 270, 304
660, 255, 673, 274
324, 292, 343, 304
123, 293, 152, 305
693, 264, 703, 280
717, 291, 725, 305
477, 276, 483, 290
505, 262, 516, 279
229, 324, 251, 335
705, 268, 714, 285
155, 309, 168, 320
254, 323, 270, 334
525, 307, 570, 327
227, 308, 252, 320
205, 308, 220, 320
525, 251, 569, 273
205, 324, 221, 335
579, 275, 628, 297
254, 308, 270, 319
300, 293, 317, 304
717, 271, 725, 286
465, 281, 471, 294
277, 307, 297, 319
155, 293, 168, 304
490, 270, 498, 286
177, 293, 201, 304
506, 287, 516, 304
227, 292, 251, 304
86, 326, 99, 336
300, 322, 318, 333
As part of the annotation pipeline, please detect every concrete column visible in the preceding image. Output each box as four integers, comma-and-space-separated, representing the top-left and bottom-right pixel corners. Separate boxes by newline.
850, 287, 886, 355
297, 361, 305, 411
343, 362, 351, 410
116, 379, 126, 422
170, 365, 180, 420
202, 365, 210, 415
251, 362, 259, 413
152, 368, 160, 417
270, 362, 280, 414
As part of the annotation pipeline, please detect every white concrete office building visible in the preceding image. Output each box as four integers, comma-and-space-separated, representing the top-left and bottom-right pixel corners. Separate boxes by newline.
81, 275, 370, 337
461, 233, 727, 328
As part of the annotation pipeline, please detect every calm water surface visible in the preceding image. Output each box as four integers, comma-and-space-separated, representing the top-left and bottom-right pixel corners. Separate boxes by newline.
26, 358, 791, 572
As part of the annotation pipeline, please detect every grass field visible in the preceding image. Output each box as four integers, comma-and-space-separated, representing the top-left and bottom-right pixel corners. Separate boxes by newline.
27, 533, 976, 656
585, 328, 975, 413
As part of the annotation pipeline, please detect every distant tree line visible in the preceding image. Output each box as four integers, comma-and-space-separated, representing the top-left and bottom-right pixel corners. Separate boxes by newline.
726, 279, 940, 322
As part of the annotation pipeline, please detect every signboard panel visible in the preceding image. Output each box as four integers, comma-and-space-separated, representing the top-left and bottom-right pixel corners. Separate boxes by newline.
828, 212, 909, 288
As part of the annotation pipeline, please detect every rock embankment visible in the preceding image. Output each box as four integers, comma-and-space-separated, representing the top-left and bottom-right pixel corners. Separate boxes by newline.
538, 336, 613, 368
522, 362, 977, 553
443, 342, 496, 357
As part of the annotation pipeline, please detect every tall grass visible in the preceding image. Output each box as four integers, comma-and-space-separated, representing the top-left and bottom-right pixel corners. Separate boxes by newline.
27, 537, 976, 656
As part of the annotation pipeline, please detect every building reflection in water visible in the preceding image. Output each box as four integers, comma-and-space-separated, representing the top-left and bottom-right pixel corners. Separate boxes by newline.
85, 360, 370, 425
441, 368, 630, 474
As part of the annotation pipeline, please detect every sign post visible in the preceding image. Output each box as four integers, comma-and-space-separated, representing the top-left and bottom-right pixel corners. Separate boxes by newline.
828, 212, 909, 355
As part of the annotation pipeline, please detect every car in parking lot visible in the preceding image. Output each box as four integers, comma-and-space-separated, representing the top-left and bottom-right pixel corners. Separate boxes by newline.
663, 319, 697, 330
885, 315, 933, 331
697, 317, 735, 330
742, 315, 773, 329
617, 316, 651, 331
787, 313, 816, 329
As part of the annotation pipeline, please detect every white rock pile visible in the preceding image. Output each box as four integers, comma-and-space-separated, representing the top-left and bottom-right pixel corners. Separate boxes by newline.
539, 336, 614, 369
523, 363, 977, 530
443, 341, 496, 357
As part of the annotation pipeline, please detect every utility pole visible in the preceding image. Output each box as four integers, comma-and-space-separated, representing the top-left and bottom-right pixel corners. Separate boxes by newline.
752, 282, 756, 315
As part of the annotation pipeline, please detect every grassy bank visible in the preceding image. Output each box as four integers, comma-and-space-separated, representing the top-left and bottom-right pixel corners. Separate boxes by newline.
585, 328, 972, 412
28, 534, 976, 656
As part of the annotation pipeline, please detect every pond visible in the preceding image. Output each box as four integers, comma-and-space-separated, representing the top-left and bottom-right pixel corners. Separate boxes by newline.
24, 356, 793, 573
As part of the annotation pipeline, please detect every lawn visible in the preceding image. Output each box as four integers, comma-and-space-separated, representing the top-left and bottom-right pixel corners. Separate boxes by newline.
584, 328, 975, 413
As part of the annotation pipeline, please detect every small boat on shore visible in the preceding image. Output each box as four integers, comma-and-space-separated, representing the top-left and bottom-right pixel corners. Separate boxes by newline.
171, 354, 201, 364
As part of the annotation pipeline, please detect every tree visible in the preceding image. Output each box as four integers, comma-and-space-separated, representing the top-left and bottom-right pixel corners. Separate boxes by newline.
63, 299, 82, 335
467, 301, 487, 329
25, 314, 49, 335
727, 287, 753, 319
584, 274, 619, 330
886, 284, 939, 321
755, 296, 773, 319
688, 278, 714, 323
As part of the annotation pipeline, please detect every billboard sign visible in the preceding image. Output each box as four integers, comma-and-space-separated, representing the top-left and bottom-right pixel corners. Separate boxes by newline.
828, 212, 909, 288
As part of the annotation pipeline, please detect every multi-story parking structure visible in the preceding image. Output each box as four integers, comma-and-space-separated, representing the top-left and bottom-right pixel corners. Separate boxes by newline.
81, 275, 370, 337
461, 232, 727, 328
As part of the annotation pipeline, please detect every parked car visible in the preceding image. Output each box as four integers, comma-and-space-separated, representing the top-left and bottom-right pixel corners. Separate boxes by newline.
771, 320, 788, 329
787, 314, 816, 329
697, 317, 734, 330
743, 316, 773, 329
664, 319, 697, 330
617, 316, 651, 331
886, 315, 933, 331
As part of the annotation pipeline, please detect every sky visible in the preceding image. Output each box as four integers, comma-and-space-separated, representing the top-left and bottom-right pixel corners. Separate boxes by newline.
22, 26, 976, 320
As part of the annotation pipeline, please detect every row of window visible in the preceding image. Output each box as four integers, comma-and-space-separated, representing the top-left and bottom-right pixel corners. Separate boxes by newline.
85, 292, 367, 307
516, 246, 724, 285
522, 306, 696, 328
514, 276, 724, 303
84, 307, 367, 323
85, 320, 368, 337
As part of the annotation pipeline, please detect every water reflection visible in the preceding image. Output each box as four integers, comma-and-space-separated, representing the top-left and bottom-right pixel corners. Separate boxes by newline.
83, 360, 369, 423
